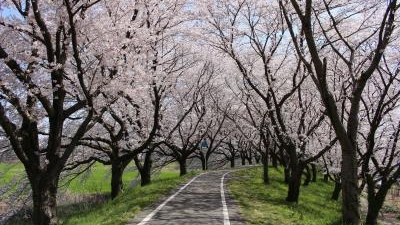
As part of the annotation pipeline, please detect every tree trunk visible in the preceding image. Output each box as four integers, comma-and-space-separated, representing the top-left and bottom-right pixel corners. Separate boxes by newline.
241, 156, 246, 166
341, 150, 360, 224
286, 164, 302, 203
200, 155, 207, 170
140, 168, 151, 186
331, 181, 342, 200
140, 152, 152, 186
324, 174, 329, 183
365, 201, 381, 225
247, 157, 253, 165
271, 144, 278, 168
111, 161, 128, 199
311, 163, 317, 182
280, 149, 289, 183
359, 180, 366, 194
286, 146, 303, 202
30, 176, 59, 225
262, 154, 270, 184
284, 166, 290, 184
179, 158, 187, 176
271, 153, 278, 168
230, 157, 235, 168
303, 165, 311, 186
365, 181, 390, 225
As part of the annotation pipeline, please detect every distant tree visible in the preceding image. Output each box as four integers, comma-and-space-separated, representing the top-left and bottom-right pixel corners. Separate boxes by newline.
159, 63, 214, 176
200, 0, 336, 202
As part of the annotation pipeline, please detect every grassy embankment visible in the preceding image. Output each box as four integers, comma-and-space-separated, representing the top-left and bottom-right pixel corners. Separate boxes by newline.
229, 167, 342, 225
0, 162, 197, 225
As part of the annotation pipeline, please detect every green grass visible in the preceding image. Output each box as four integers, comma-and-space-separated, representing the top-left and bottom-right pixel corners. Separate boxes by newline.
62, 163, 140, 194
0, 162, 139, 194
229, 167, 341, 225
0, 162, 26, 195
0, 162, 24, 183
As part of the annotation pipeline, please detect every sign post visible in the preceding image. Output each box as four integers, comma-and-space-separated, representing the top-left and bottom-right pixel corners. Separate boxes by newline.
200, 139, 208, 170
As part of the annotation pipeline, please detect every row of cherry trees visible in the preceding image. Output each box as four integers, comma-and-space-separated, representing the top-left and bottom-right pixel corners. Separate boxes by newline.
0, 1, 399, 225
195, 0, 400, 225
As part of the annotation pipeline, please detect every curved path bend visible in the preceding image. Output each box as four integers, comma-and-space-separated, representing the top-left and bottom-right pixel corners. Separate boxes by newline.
127, 170, 245, 225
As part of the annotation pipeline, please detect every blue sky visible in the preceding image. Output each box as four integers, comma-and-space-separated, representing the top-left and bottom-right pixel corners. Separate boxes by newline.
0, 4, 24, 20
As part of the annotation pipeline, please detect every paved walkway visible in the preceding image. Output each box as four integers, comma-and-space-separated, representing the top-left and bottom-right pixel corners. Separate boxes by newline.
127, 170, 245, 225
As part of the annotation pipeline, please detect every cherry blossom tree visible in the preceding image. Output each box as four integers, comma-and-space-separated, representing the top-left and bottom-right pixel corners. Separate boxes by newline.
159, 62, 214, 176
67, 0, 193, 196
358, 57, 400, 225
0, 0, 110, 224
280, 0, 399, 223
195, 82, 233, 170
321, 146, 342, 200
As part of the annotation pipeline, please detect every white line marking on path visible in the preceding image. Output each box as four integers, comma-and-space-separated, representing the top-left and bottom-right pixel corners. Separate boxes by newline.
221, 172, 232, 225
137, 173, 204, 225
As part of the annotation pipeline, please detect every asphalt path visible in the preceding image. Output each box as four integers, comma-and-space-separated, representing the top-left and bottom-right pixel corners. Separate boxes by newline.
127, 170, 245, 225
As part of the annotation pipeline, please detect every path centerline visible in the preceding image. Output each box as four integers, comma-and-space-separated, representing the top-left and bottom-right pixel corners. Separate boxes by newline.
221, 171, 232, 225
137, 173, 205, 225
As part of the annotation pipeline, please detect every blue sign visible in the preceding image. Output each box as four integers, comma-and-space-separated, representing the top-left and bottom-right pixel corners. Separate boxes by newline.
200, 140, 208, 148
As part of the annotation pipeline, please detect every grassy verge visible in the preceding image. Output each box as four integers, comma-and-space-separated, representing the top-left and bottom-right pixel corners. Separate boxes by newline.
229, 167, 341, 225
61, 163, 140, 194
0, 162, 24, 183
0, 162, 140, 194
